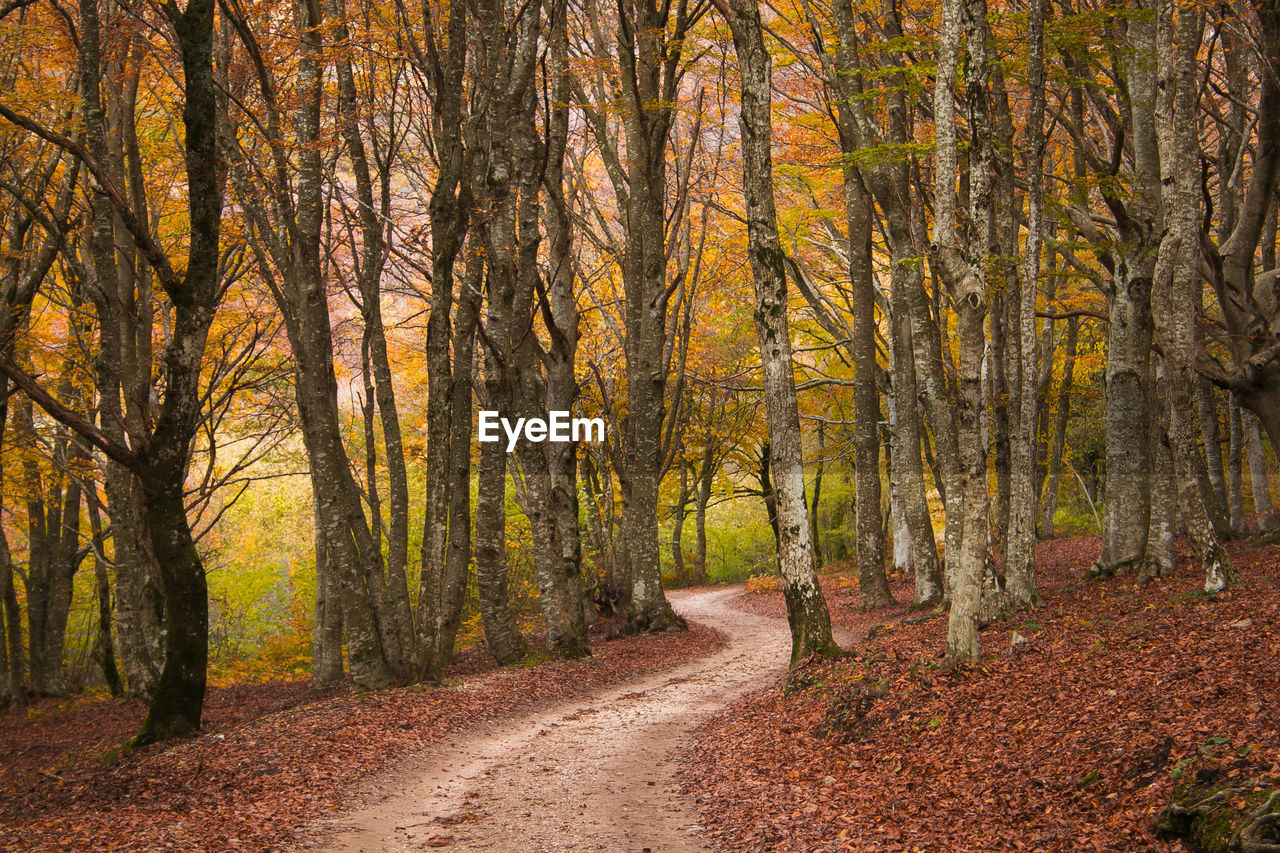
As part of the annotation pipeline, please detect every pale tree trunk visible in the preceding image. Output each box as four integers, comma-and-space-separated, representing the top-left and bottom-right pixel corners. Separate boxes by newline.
938, 0, 1000, 663
1152, 1, 1235, 593
1091, 0, 1161, 579
1142, 365, 1177, 582
1196, 379, 1231, 532
1243, 406, 1277, 532
922, 0, 966, 595
1004, 0, 1046, 610
726, 0, 839, 664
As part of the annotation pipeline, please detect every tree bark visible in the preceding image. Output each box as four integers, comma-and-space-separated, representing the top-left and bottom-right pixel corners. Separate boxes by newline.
1228, 392, 1247, 534
726, 0, 839, 664
844, 172, 894, 610
1005, 0, 1047, 609
1243, 405, 1276, 532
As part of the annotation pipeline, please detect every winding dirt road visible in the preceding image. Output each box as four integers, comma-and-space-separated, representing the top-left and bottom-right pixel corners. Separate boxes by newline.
312, 587, 792, 852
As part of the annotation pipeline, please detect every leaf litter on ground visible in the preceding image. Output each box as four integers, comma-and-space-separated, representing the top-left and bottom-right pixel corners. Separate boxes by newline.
681, 535, 1280, 853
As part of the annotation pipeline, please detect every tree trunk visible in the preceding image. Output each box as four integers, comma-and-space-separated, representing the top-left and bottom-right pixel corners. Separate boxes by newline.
1143, 366, 1177, 582
1040, 317, 1079, 537
1196, 379, 1231, 533
810, 421, 825, 571
1228, 392, 1247, 534
422, 242, 482, 679
85, 490, 123, 696
672, 461, 690, 584
310, 496, 344, 685
1005, 0, 1047, 609
694, 441, 714, 584
1152, 2, 1235, 593
1243, 405, 1276, 532
844, 171, 894, 610
940, 0, 1001, 662
727, 0, 840, 664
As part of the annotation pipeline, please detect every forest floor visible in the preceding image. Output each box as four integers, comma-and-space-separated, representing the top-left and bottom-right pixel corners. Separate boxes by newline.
2, 536, 1277, 853
0, 608, 723, 852
682, 535, 1280, 852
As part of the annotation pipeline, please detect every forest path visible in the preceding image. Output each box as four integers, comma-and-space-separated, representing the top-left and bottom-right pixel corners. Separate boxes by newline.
310, 587, 795, 852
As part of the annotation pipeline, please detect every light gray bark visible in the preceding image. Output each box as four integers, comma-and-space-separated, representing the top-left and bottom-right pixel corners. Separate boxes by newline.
1152, 1, 1235, 592
1243, 406, 1276, 531
726, 0, 839, 664
1005, 0, 1046, 610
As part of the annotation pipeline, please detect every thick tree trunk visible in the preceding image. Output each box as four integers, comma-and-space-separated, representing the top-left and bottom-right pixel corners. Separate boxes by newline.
940, 0, 1001, 662
1092, 257, 1155, 577
727, 0, 839, 664
1152, 3, 1235, 594
310, 495, 344, 685
613, 0, 687, 637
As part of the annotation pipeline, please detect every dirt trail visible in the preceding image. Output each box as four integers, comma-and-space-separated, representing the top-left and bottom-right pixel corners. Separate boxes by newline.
310, 587, 793, 852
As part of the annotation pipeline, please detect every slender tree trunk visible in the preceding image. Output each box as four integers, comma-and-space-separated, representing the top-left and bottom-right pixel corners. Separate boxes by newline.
1243, 405, 1276, 532
1196, 379, 1231, 533
423, 243, 482, 678
1228, 392, 1246, 533
694, 442, 714, 584
1143, 365, 1177, 582
85, 490, 122, 696
1005, 0, 1047, 609
1040, 317, 1079, 538
810, 421, 825, 570
845, 171, 894, 609
672, 461, 690, 584
727, 0, 839, 664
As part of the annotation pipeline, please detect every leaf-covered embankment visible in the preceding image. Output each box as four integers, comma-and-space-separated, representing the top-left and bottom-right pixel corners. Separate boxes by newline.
682, 536, 1280, 852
